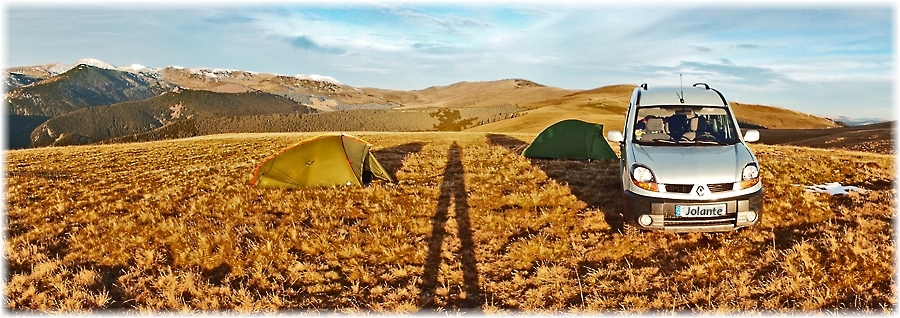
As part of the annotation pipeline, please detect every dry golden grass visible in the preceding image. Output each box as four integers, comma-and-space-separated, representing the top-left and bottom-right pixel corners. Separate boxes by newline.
730, 102, 839, 129
758, 122, 895, 155
395, 79, 576, 110
464, 85, 631, 135
5, 131, 894, 314
463, 84, 839, 136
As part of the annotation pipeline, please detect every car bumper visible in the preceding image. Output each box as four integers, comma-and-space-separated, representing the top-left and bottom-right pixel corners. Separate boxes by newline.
623, 188, 763, 232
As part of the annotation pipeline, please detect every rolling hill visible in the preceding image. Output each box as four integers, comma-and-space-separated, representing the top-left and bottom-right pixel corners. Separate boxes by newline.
465, 84, 633, 135
7, 115, 52, 149
155, 67, 359, 112
464, 84, 841, 136
104, 105, 521, 145
756, 121, 895, 154
138, 64, 845, 131
155, 69, 575, 112
394, 79, 576, 109
4, 72, 42, 90
5, 64, 172, 117
730, 102, 840, 129
4, 62, 72, 89
29, 89, 316, 147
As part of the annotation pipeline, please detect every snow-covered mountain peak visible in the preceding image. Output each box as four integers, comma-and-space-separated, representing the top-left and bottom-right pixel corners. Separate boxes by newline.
75, 58, 116, 70
122, 64, 149, 72
42, 63, 72, 75
293, 74, 342, 85
8, 59, 348, 89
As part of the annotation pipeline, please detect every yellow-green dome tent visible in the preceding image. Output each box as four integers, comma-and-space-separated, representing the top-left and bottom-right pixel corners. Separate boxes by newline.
251, 134, 393, 188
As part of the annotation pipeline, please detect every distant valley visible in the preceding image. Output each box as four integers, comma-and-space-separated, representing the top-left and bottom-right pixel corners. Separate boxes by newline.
5, 58, 887, 153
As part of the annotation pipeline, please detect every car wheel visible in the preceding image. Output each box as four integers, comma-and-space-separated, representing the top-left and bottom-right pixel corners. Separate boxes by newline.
620, 221, 641, 235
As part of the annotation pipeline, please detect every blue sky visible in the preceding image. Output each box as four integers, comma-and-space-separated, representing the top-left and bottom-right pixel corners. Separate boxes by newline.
5, 2, 895, 119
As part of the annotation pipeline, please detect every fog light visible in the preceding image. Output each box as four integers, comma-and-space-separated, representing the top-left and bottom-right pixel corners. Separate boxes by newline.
746, 211, 758, 223
638, 214, 653, 226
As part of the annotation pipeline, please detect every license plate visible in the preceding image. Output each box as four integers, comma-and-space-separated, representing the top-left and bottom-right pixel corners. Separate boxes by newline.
675, 204, 727, 217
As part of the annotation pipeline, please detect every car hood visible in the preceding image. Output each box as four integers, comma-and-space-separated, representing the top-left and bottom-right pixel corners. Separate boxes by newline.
630, 143, 756, 184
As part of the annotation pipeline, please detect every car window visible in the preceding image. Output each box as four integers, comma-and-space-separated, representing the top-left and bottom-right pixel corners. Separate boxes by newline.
632, 106, 740, 145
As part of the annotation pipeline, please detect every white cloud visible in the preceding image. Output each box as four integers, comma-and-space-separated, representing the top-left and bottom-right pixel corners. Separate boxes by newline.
377, 5, 491, 34
247, 7, 497, 55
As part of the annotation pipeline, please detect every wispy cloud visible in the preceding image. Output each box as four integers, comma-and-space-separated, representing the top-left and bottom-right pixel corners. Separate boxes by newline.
202, 12, 255, 24
631, 60, 790, 87
687, 61, 790, 86
241, 6, 501, 56
377, 5, 491, 35
333, 63, 394, 74
289, 36, 344, 54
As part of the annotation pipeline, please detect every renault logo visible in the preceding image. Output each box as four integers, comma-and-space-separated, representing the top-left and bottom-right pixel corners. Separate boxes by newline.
696, 185, 708, 196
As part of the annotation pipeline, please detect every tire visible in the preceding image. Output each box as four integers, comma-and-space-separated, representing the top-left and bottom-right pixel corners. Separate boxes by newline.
621, 222, 640, 235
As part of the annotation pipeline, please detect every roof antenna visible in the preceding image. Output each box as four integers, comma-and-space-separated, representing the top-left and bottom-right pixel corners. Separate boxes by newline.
678, 73, 685, 104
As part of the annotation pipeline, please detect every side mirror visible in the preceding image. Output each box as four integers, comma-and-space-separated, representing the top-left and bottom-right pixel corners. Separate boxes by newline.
744, 130, 759, 143
607, 130, 624, 142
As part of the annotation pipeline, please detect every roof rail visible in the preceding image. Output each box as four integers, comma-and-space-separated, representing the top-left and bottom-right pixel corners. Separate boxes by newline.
692, 83, 710, 89
640, 83, 648, 90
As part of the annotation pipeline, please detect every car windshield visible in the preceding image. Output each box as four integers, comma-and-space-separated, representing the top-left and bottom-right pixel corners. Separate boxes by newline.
632, 106, 740, 145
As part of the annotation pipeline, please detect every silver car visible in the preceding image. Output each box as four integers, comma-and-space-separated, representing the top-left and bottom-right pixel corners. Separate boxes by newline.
607, 83, 763, 232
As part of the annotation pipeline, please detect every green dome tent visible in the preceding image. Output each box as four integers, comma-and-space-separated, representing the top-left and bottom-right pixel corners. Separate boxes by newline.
522, 119, 618, 160
251, 134, 393, 188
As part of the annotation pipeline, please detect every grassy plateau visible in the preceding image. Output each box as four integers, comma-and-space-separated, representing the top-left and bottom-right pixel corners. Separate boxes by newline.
4, 131, 895, 313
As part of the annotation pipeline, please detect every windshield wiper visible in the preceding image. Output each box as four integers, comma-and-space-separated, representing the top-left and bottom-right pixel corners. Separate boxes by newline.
689, 140, 728, 145
643, 139, 695, 147
639, 139, 717, 146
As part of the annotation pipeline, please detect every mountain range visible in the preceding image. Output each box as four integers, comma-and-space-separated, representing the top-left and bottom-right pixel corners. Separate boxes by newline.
5, 58, 853, 150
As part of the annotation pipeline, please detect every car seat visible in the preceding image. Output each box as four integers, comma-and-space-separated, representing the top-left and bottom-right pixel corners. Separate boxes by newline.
683, 117, 710, 140
640, 117, 669, 141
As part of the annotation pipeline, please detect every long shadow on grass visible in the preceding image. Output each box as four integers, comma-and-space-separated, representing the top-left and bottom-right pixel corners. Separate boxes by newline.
418, 142, 482, 311
371, 142, 425, 182
486, 134, 625, 233
485, 133, 528, 154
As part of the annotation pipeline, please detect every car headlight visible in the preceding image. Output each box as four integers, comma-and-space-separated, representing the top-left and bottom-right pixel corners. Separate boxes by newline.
631, 165, 658, 192
740, 163, 760, 189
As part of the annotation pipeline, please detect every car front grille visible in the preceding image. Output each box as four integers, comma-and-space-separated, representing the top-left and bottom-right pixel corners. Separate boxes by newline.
664, 183, 735, 194
708, 183, 734, 193
665, 184, 693, 193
